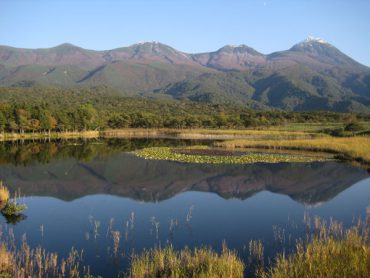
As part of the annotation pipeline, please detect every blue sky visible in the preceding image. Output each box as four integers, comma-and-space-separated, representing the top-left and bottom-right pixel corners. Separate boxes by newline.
1, 0, 369, 66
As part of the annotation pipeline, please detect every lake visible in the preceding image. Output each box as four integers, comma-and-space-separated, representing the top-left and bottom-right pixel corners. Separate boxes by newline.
0, 139, 369, 277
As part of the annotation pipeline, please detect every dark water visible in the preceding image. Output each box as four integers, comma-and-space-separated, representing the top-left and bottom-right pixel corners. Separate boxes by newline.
0, 139, 369, 277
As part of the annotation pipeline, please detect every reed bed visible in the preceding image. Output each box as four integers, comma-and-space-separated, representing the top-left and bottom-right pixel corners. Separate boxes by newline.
216, 136, 370, 164
0, 182, 10, 204
0, 131, 100, 141
0, 233, 98, 278
81, 128, 322, 141
128, 244, 244, 278
261, 217, 370, 278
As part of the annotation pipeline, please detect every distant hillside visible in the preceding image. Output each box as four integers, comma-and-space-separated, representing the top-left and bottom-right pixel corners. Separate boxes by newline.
0, 37, 369, 111
156, 65, 370, 112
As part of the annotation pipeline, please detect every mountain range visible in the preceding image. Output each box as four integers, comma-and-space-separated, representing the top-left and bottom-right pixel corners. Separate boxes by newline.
1, 37, 370, 112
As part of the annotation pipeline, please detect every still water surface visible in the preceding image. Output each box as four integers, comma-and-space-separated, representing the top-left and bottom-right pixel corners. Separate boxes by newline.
0, 139, 369, 276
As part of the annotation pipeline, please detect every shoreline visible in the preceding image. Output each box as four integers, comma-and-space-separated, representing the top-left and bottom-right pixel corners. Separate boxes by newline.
0, 128, 320, 142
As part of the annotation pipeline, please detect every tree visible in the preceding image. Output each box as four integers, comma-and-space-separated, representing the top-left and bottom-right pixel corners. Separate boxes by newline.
38, 109, 57, 134
77, 104, 98, 130
107, 113, 131, 129
15, 109, 29, 133
28, 119, 40, 133
0, 112, 6, 132
214, 112, 228, 127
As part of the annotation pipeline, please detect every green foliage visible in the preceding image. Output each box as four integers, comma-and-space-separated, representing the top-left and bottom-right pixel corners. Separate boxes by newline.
344, 121, 365, 132
108, 113, 130, 128
0, 87, 367, 133
1, 201, 27, 216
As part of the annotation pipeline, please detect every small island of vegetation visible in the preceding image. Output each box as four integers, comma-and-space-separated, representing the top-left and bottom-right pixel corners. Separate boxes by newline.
133, 146, 331, 164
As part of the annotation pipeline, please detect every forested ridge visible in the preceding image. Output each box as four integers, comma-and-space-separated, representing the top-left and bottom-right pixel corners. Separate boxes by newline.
0, 86, 368, 133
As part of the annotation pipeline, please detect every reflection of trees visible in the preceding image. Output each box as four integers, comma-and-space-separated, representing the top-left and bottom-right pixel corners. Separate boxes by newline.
0, 139, 207, 166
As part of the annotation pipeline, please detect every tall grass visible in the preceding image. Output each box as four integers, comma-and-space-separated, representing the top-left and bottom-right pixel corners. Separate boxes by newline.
0, 232, 99, 278
128, 244, 244, 278
262, 218, 370, 278
216, 136, 370, 163
0, 182, 10, 204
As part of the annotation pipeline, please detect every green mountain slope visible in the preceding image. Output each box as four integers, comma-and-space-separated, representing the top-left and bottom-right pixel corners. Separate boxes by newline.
0, 38, 369, 111
155, 65, 370, 112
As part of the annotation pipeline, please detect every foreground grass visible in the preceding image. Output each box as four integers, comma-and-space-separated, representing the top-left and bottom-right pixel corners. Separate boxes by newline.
128, 218, 369, 278
0, 182, 10, 204
133, 146, 330, 164
1, 214, 368, 277
0, 241, 96, 278
262, 218, 370, 278
216, 136, 370, 164
128, 245, 244, 278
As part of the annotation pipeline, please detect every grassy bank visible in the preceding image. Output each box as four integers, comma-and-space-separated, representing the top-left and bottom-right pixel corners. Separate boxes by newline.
215, 137, 370, 164
0, 127, 325, 142
101, 128, 324, 140
0, 130, 100, 141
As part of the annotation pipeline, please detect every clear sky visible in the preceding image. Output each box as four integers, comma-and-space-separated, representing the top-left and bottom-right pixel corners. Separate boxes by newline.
1, 0, 369, 66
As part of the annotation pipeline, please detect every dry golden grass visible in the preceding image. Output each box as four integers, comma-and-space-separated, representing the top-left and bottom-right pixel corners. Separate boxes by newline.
0, 127, 326, 142
0, 182, 10, 203
263, 218, 370, 278
129, 244, 244, 278
0, 244, 12, 274
102, 128, 323, 141
216, 136, 370, 163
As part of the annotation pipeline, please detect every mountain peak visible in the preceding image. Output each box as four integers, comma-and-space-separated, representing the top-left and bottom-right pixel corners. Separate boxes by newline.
303, 36, 328, 44
217, 44, 263, 56
290, 36, 334, 53
53, 43, 80, 49
136, 41, 161, 45
129, 41, 169, 48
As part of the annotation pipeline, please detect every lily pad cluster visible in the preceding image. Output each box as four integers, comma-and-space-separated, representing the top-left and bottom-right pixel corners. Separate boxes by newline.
133, 146, 330, 164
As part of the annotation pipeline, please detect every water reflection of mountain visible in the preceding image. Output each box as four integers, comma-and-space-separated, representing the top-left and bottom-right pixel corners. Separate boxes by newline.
0, 147, 367, 205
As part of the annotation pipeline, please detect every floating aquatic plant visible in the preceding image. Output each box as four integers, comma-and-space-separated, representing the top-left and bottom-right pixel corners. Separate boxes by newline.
133, 146, 331, 164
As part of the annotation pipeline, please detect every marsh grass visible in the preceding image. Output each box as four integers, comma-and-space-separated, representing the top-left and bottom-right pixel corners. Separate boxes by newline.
111, 230, 121, 256
216, 136, 370, 164
0, 243, 12, 275
258, 217, 370, 278
0, 231, 99, 278
0, 182, 10, 204
1, 202, 27, 217
128, 244, 244, 278
0, 183, 27, 223
102, 128, 321, 140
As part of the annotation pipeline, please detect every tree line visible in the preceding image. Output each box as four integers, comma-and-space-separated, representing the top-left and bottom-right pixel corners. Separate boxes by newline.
0, 86, 368, 133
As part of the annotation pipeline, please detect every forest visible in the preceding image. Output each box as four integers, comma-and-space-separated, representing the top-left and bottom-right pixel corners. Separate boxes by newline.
0, 86, 368, 133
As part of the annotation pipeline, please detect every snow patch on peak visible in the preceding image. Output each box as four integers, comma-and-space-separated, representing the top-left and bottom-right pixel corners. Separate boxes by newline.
224, 44, 248, 48
136, 41, 161, 45
303, 36, 328, 44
